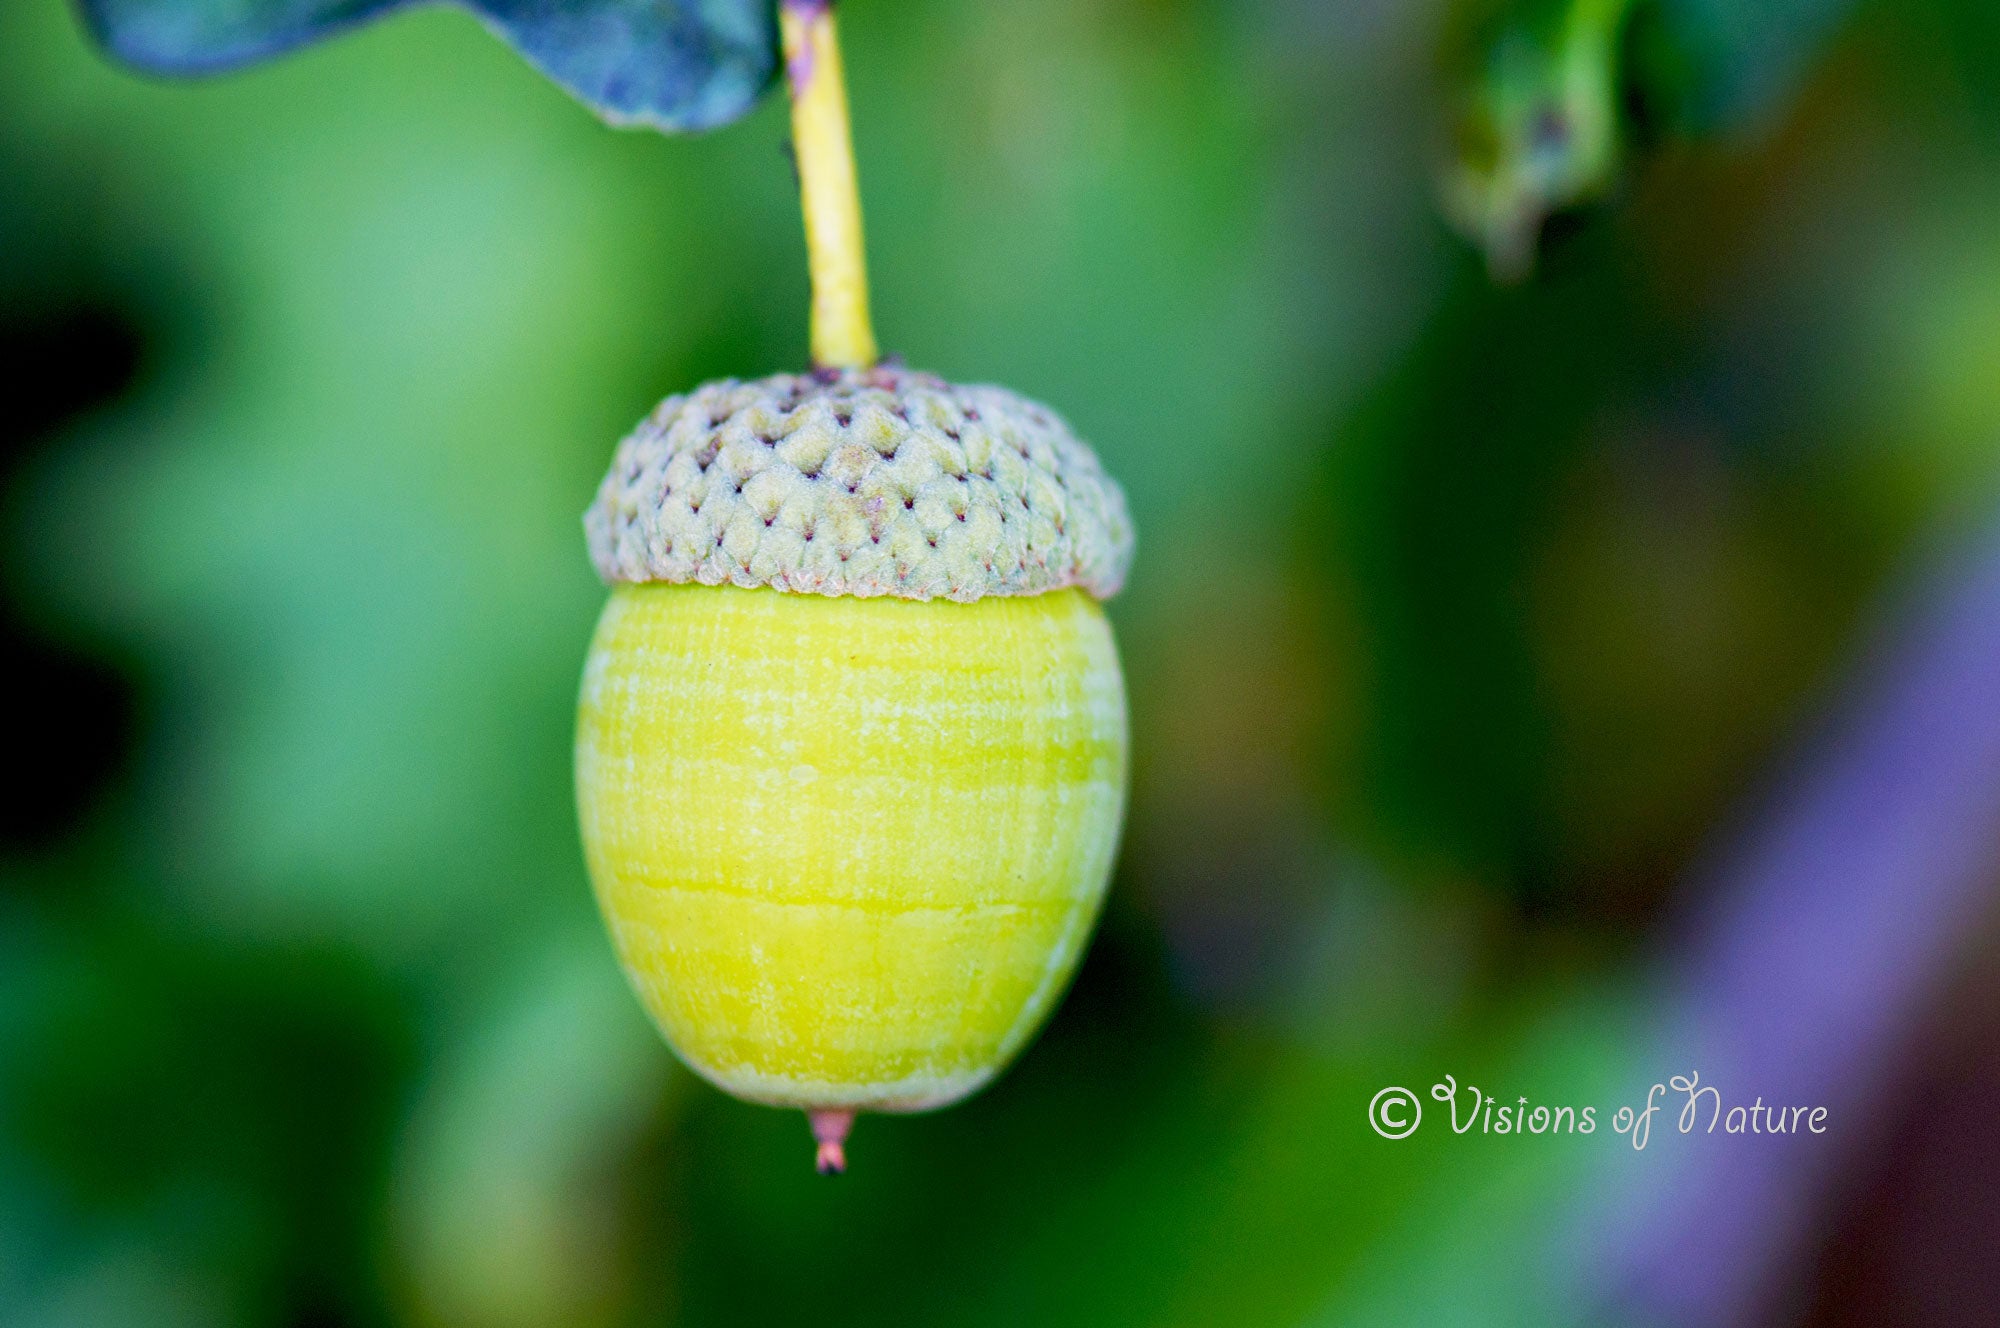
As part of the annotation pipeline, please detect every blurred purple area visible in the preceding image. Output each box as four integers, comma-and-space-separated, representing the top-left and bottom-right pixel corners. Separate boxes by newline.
1586, 508, 2000, 1325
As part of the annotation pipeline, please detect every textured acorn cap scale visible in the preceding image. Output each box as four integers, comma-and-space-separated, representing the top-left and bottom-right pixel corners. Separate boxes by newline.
585, 366, 1133, 603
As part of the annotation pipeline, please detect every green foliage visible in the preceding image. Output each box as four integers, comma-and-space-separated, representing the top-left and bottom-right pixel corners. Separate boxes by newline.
1642, 0, 1861, 131
1447, 0, 1863, 273
1445, 0, 1635, 280
78, 0, 778, 131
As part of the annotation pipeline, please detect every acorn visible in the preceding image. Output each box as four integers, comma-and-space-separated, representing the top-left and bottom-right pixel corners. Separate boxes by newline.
574, 1, 1133, 1172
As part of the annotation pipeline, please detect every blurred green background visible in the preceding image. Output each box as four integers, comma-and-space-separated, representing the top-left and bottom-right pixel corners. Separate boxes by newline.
6, 0, 2000, 1324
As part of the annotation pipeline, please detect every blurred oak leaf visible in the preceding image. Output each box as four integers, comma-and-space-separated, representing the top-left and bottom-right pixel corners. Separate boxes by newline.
1642, 0, 1859, 133
1442, 0, 1634, 281
75, 0, 780, 132
1444, 0, 1863, 278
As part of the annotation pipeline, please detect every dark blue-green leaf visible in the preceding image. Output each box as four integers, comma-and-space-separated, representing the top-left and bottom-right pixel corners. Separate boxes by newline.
1643, 0, 1858, 132
76, 0, 780, 133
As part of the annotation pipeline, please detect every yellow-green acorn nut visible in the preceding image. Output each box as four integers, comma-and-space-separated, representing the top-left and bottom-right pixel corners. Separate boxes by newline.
575, 365, 1133, 1168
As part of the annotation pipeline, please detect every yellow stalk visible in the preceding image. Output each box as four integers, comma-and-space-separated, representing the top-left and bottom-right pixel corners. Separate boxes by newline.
781, 0, 878, 370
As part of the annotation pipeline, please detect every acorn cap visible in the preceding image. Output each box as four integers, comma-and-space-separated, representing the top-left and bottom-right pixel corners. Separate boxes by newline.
585, 366, 1133, 602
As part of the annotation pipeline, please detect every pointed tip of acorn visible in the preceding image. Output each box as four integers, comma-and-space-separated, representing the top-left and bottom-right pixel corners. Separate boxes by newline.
809, 1109, 854, 1174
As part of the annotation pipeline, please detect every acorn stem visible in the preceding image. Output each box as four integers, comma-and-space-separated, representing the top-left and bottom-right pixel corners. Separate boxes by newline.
809, 1108, 855, 1174
781, 0, 878, 370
